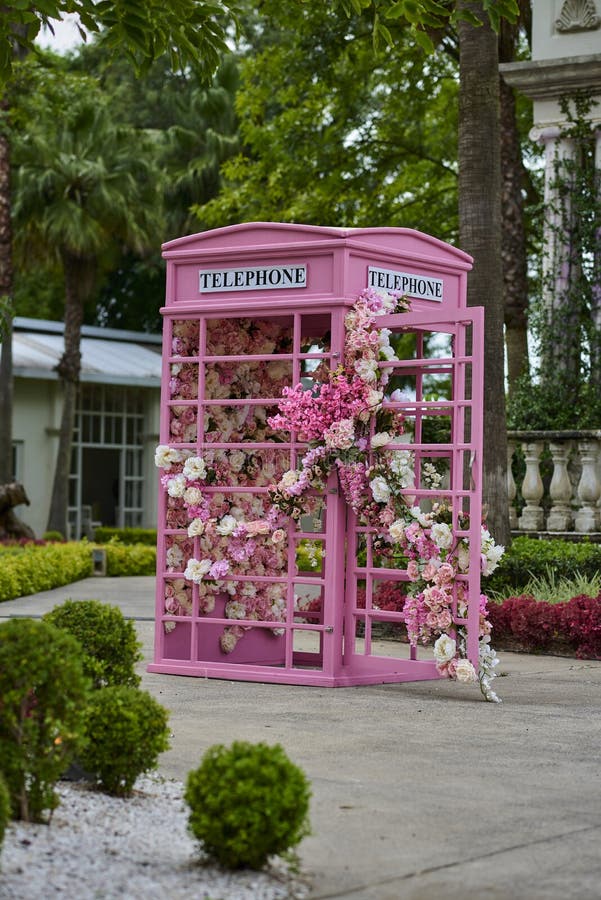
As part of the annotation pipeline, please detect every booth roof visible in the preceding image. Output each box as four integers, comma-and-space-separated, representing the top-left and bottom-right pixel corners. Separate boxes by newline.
12, 318, 162, 387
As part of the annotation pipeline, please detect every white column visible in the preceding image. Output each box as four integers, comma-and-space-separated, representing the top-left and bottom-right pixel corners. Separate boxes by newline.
547, 440, 573, 532
518, 441, 545, 532
575, 439, 601, 533
507, 439, 518, 531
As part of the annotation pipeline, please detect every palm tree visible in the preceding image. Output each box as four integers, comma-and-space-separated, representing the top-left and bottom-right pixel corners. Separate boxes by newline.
13, 89, 163, 535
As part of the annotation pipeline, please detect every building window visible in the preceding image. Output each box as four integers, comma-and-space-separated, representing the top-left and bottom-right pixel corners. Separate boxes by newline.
68, 385, 147, 538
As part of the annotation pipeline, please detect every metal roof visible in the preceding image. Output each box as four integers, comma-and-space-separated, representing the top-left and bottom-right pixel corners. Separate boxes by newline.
12, 318, 162, 387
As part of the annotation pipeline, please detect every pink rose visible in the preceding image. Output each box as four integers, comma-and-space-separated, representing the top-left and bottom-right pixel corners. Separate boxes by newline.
422, 562, 437, 581
271, 528, 286, 544
406, 560, 420, 581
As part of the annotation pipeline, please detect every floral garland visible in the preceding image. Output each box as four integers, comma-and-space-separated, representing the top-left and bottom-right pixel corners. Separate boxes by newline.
156, 290, 503, 701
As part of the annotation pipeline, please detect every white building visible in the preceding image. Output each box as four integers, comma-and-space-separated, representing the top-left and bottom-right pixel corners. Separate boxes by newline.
12, 317, 162, 538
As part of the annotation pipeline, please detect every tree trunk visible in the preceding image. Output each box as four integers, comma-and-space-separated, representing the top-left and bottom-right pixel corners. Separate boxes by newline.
498, 11, 530, 391
0, 96, 14, 485
46, 253, 94, 537
457, 1, 510, 547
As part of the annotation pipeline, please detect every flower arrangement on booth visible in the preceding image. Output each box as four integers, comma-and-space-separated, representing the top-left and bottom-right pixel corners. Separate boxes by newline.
156, 289, 503, 701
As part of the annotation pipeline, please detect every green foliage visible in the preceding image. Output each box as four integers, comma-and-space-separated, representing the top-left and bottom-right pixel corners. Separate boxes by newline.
103, 542, 157, 576
0, 773, 10, 849
515, 567, 601, 606
95, 527, 157, 546
43, 599, 142, 690
0, 619, 90, 822
0, 542, 93, 602
486, 537, 601, 598
185, 741, 311, 870
514, 94, 601, 429
78, 686, 170, 797
42, 530, 66, 542
0, 1, 237, 86
196, 2, 459, 240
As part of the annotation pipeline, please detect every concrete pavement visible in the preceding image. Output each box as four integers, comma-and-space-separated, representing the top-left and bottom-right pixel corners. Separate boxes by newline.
2, 576, 601, 899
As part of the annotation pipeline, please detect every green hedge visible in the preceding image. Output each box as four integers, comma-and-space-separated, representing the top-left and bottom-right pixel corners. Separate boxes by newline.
487, 537, 601, 597
0, 541, 157, 601
103, 542, 156, 576
0, 543, 93, 602
95, 527, 157, 546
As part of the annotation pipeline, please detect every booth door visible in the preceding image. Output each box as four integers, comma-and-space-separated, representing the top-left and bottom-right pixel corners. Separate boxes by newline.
343, 307, 484, 676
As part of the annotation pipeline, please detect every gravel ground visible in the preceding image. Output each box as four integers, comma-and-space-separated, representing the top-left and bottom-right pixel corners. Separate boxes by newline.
0, 776, 310, 900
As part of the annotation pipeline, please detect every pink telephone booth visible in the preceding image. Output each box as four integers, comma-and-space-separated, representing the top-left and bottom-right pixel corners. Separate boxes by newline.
148, 223, 484, 687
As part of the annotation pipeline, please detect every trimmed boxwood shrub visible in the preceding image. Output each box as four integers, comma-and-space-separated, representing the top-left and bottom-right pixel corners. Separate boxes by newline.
487, 537, 601, 597
0, 773, 10, 849
103, 542, 156, 576
79, 686, 170, 796
0, 619, 90, 822
95, 527, 157, 546
0, 543, 93, 602
43, 599, 142, 689
185, 741, 311, 870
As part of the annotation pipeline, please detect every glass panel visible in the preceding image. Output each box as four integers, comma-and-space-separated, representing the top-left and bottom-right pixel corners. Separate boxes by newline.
165, 534, 195, 573
295, 538, 324, 577
293, 629, 322, 656
293, 584, 323, 624
300, 313, 331, 352
170, 363, 198, 401
172, 319, 200, 358
208, 448, 291, 487
203, 405, 281, 443
163, 578, 193, 616
204, 360, 292, 401
205, 317, 293, 356
169, 405, 197, 443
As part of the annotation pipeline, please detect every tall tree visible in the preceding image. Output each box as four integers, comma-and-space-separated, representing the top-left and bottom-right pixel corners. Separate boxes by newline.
197, 4, 460, 237
498, 1, 532, 389
12, 77, 163, 535
456, 1, 509, 545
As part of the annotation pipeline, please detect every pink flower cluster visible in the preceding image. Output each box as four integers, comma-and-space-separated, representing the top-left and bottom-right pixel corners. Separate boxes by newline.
268, 373, 370, 442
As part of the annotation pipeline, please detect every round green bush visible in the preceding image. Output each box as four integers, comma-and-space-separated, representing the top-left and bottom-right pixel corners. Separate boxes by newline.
0, 618, 90, 822
185, 741, 311, 870
78, 686, 170, 796
0, 773, 10, 849
43, 599, 142, 690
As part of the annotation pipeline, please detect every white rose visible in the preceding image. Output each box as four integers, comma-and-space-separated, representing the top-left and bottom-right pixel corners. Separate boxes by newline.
389, 519, 406, 542
279, 470, 299, 489
154, 444, 182, 469
456, 541, 470, 572
183, 486, 203, 506
355, 358, 379, 382
370, 475, 391, 504
187, 518, 205, 537
431, 522, 453, 550
166, 474, 187, 498
433, 634, 456, 665
229, 450, 246, 473
183, 456, 207, 481
225, 600, 247, 620
371, 431, 391, 449
216, 515, 238, 536
184, 558, 212, 583
455, 659, 478, 683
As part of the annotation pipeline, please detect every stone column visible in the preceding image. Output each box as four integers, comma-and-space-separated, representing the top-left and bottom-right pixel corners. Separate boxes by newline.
518, 441, 545, 531
547, 440, 573, 531
507, 439, 518, 530
574, 439, 601, 533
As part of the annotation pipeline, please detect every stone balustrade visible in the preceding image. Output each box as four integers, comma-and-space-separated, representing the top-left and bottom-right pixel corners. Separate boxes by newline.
507, 430, 601, 538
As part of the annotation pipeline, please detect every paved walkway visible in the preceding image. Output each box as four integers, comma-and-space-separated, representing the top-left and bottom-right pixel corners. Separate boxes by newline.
2, 576, 601, 899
